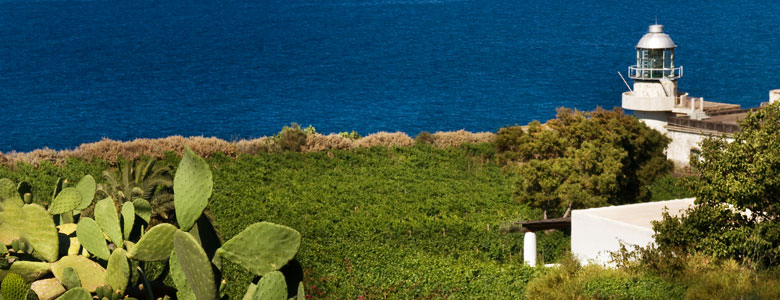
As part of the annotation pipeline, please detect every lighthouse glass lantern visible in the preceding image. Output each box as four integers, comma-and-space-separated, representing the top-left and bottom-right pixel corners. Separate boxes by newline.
629, 25, 682, 80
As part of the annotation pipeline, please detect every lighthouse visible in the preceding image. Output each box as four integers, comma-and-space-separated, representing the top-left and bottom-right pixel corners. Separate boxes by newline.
621, 24, 693, 134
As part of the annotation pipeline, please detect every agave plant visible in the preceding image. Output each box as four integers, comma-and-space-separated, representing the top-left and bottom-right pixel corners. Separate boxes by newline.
96, 157, 175, 226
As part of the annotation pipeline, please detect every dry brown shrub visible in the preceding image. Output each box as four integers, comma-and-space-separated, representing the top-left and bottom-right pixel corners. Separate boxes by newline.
432, 130, 495, 148
70, 136, 237, 163
303, 134, 355, 152
235, 137, 275, 155
353, 132, 414, 148
2, 148, 65, 167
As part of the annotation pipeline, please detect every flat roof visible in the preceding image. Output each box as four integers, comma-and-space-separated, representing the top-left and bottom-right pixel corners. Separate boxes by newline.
573, 198, 695, 230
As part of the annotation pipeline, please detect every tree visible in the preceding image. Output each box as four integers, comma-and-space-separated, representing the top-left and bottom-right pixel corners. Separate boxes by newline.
502, 107, 672, 218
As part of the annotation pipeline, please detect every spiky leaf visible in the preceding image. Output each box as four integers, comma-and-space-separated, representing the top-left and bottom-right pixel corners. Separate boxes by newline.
169, 250, 196, 300
1, 273, 28, 300
121, 203, 135, 240
74, 176, 96, 210
54, 287, 91, 300
21, 204, 59, 262
251, 271, 286, 300
105, 248, 129, 294
174, 147, 212, 231
30, 278, 65, 300
173, 230, 215, 300
51, 256, 106, 292
132, 198, 151, 224
60, 267, 81, 290
216, 222, 301, 276
48, 188, 81, 215
75, 218, 110, 260
127, 223, 176, 261
94, 197, 122, 248
9, 261, 51, 282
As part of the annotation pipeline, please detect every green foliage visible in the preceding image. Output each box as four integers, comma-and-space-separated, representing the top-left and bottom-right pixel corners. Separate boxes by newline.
648, 175, 692, 201
97, 157, 174, 225
500, 108, 673, 218
173, 148, 212, 231
338, 130, 361, 140
414, 131, 436, 145
276, 123, 308, 152
216, 222, 301, 277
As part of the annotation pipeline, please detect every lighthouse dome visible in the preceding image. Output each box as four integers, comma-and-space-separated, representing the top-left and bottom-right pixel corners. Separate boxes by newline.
636, 25, 676, 49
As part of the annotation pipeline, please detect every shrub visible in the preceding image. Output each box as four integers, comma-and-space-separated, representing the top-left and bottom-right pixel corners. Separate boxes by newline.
276, 123, 308, 152
431, 130, 494, 148
415, 131, 436, 145
353, 131, 414, 148
302, 134, 354, 152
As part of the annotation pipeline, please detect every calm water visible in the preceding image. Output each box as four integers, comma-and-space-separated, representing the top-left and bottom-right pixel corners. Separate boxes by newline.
1, 0, 778, 152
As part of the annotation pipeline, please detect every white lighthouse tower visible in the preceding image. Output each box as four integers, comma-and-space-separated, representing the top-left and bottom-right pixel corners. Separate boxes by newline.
622, 25, 697, 134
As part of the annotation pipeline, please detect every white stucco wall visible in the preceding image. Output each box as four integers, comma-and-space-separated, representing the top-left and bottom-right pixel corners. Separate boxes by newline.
634, 111, 670, 134
666, 129, 733, 166
571, 198, 695, 266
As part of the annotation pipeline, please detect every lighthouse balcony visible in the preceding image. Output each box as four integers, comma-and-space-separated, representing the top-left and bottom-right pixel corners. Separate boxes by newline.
628, 65, 683, 80
622, 91, 676, 111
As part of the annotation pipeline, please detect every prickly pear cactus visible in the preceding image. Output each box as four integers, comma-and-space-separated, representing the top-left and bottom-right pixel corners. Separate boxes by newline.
51, 256, 106, 292
1, 273, 29, 300
168, 250, 195, 300
251, 271, 286, 300
75, 217, 110, 260
0, 178, 20, 205
131, 198, 151, 224
105, 249, 129, 295
55, 287, 91, 300
127, 223, 176, 261
9, 261, 51, 282
21, 204, 59, 262
16, 181, 32, 204
174, 147, 213, 231
173, 230, 216, 300
48, 188, 81, 215
94, 197, 122, 248
74, 175, 96, 210
60, 267, 81, 290
121, 202, 135, 240
216, 222, 301, 276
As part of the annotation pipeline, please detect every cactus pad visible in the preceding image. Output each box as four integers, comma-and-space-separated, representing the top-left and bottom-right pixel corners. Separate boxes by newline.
216, 222, 301, 276
0, 178, 22, 207
127, 223, 176, 261
296, 281, 305, 300
30, 278, 66, 300
173, 230, 215, 300
54, 287, 91, 300
168, 250, 196, 300
16, 181, 32, 204
60, 267, 81, 290
251, 271, 286, 300
8, 261, 51, 282
173, 147, 213, 231
75, 217, 110, 260
21, 204, 59, 262
74, 175, 96, 210
105, 248, 129, 294
1, 272, 29, 300
94, 197, 122, 248
121, 202, 135, 240
241, 283, 257, 300
131, 198, 151, 224
48, 188, 81, 215
51, 256, 106, 292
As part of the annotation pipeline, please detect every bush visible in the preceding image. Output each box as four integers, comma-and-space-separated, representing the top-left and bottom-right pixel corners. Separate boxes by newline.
415, 131, 436, 145
276, 123, 308, 152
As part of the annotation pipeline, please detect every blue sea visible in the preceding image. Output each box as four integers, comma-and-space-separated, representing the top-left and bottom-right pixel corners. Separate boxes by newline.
1, 0, 778, 152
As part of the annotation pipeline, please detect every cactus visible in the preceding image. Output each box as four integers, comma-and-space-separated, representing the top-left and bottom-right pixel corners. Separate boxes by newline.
21, 204, 59, 262
51, 256, 106, 292
30, 278, 66, 300
251, 271, 286, 300
60, 267, 81, 290
216, 222, 301, 276
75, 217, 110, 260
8, 261, 51, 282
74, 175, 96, 210
127, 223, 176, 261
94, 197, 122, 248
1, 273, 29, 300
121, 202, 135, 240
48, 188, 81, 215
55, 287, 91, 300
173, 230, 216, 300
168, 250, 195, 300
241, 283, 257, 300
132, 198, 151, 224
17, 181, 32, 204
0, 178, 21, 206
173, 147, 213, 231
105, 249, 129, 295
297, 281, 305, 300
0, 203, 24, 244
23, 193, 32, 204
